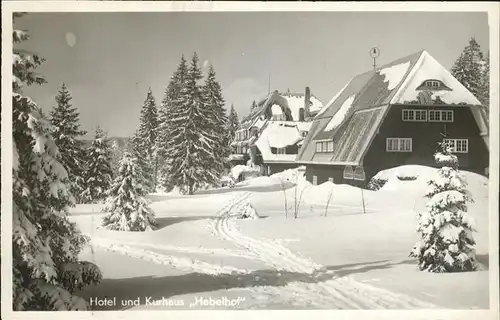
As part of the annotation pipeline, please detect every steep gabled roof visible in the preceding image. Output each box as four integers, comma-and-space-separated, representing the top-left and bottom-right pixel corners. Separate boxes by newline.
254, 121, 312, 163
241, 90, 324, 126
297, 50, 488, 166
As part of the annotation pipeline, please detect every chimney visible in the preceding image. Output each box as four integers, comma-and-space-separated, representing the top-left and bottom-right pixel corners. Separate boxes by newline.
304, 86, 311, 120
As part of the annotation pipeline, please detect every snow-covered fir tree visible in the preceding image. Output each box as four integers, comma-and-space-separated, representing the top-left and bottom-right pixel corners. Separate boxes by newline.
157, 55, 189, 191
134, 88, 159, 192
12, 14, 101, 311
165, 53, 220, 194
129, 129, 154, 190
451, 37, 488, 108
480, 53, 490, 113
227, 104, 240, 144
201, 64, 229, 173
101, 151, 157, 231
81, 126, 113, 203
410, 142, 477, 273
50, 83, 87, 203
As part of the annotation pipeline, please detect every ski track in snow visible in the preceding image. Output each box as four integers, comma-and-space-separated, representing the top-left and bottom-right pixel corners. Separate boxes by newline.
89, 236, 257, 260
209, 191, 439, 309
90, 239, 250, 276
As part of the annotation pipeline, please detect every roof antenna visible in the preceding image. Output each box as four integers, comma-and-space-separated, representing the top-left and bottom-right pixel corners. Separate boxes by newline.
370, 46, 380, 70
268, 72, 271, 94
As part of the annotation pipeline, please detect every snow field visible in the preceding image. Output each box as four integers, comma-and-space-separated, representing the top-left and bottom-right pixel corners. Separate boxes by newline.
72, 165, 489, 309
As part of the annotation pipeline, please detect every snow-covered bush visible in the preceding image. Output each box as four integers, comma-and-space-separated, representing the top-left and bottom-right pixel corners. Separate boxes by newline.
231, 164, 260, 182
410, 142, 477, 272
236, 201, 260, 220
12, 16, 102, 310
367, 178, 388, 191
101, 152, 157, 231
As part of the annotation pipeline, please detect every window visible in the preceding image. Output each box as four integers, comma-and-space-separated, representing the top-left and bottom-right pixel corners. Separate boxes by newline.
442, 110, 453, 122
277, 147, 286, 155
444, 139, 468, 153
386, 138, 412, 152
312, 176, 318, 185
402, 109, 427, 122
328, 177, 334, 183
343, 166, 354, 179
315, 142, 322, 152
354, 166, 366, 181
302, 131, 308, 137
315, 140, 334, 153
426, 80, 440, 88
429, 110, 453, 122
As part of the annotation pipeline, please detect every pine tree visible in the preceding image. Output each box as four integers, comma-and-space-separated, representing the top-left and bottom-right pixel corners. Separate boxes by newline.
165, 53, 220, 194
157, 55, 189, 191
410, 142, 477, 273
201, 64, 229, 174
134, 88, 159, 192
101, 152, 157, 231
227, 104, 240, 144
12, 14, 101, 311
81, 127, 113, 203
479, 53, 489, 114
451, 37, 487, 106
50, 83, 87, 203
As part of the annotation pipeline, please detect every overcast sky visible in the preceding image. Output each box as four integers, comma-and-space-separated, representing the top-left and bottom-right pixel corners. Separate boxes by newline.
16, 11, 489, 138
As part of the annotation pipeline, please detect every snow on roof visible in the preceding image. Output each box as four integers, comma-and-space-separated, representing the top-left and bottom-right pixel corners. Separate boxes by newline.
392, 51, 482, 106
251, 117, 267, 129
271, 104, 283, 115
281, 94, 324, 121
315, 80, 352, 119
296, 121, 312, 132
378, 61, 411, 90
266, 122, 302, 148
255, 121, 303, 162
309, 96, 324, 113
323, 94, 356, 132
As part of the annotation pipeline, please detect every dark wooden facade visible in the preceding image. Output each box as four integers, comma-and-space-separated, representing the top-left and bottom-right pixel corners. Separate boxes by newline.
305, 104, 489, 187
363, 104, 489, 175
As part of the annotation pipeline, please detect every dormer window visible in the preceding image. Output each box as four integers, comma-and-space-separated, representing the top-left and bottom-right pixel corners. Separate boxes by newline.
426, 80, 440, 88
416, 79, 452, 91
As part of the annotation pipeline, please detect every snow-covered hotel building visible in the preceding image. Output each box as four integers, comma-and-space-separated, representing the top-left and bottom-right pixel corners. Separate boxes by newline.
229, 88, 324, 176
296, 50, 489, 187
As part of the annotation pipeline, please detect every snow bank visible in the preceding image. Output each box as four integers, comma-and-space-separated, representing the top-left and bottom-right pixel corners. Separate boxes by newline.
379, 61, 411, 91
373, 165, 437, 192
323, 94, 356, 132
231, 165, 260, 181
270, 166, 306, 183
372, 165, 488, 199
